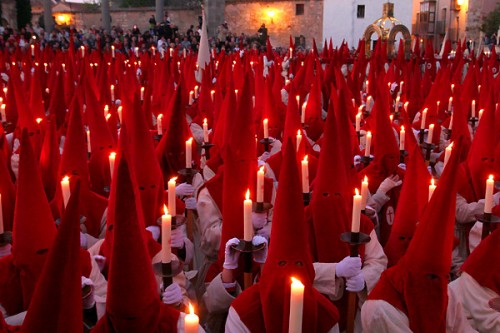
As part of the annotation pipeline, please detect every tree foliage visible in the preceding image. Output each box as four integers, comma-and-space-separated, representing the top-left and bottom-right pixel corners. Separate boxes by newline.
481, 3, 500, 36
16, 0, 32, 29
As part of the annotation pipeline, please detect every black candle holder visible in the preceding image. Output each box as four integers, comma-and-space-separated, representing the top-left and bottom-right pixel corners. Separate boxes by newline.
201, 142, 214, 160
153, 258, 184, 290
475, 213, 500, 240
178, 168, 199, 185
231, 239, 266, 290
420, 142, 436, 163
399, 150, 408, 164
360, 155, 374, 167
252, 202, 273, 213
259, 138, 275, 153
303, 192, 311, 207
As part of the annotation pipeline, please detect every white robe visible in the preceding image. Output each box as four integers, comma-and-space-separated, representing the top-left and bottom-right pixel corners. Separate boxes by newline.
361, 285, 477, 333
449, 272, 500, 332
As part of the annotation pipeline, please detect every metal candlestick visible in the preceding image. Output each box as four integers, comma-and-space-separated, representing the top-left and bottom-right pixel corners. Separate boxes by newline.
259, 138, 275, 153
252, 202, 272, 214
153, 259, 184, 291
303, 192, 311, 207
201, 142, 214, 160
421, 142, 436, 165
419, 129, 425, 144
399, 150, 408, 164
476, 213, 500, 240
360, 155, 373, 167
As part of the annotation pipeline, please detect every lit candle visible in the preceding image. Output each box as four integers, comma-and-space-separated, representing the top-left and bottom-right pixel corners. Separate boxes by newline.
189, 91, 194, 105
365, 80, 369, 93
212, 48, 215, 58
296, 96, 300, 110
451, 84, 455, 94
36, 118, 42, 125
185, 138, 193, 168
157, 114, 163, 135
183, 48, 187, 59
352, 98, 356, 108
0, 194, 3, 234
296, 130, 302, 152
352, 188, 361, 233
301, 102, 307, 124
235, 89, 238, 100
421, 108, 428, 130
86, 129, 91, 153
194, 85, 199, 99
203, 118, 209, 143
399, 81, 404, 95
285, 79, 290, 86
428, 178, 436, 202
301, 156, 309, 193
0, 104, 5, 122
361, 176, 369, 210
404, 101, 409, 112
448, 97, 453, 111
355, 112, 361, 132
399, 125, 405, 151
478, 85, 481, 93
109, 152, 116, 180
81, 46, 85, 57
365, 131, 372, 157
263, 118, 269, 139
395, 96, 400, 112
31, 44, 34, 57
168, 177, 177, 216
185, 303, 199, 333
485, 175, 494, 214
140, 87, 145, 101
134, 47, 139, 57
117, 106, 123, 124
479, 109, 484, 122
257, 166, 264, 203
169, 48, 173, 58
61, 176, 71, 208
289, 277, 305, 333
252, 96, 256, 108
111, 45, 115, 58
104, 105, 109, 118
110, 85, 115, 102
244, 189, 253, 241
289, 47, 293, 59
471, 100, 476, 118
444, 142, 453, 169
152, 46, 155, 56
366, 96, 373, 112
390, 115, 394, 123
210, 90, 215, 102
427, 124, 434, 144
161, 205, 172, 263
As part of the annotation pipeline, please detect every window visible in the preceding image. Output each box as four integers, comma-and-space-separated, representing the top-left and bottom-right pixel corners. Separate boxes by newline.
296, 4, 305, 16
357, 5, 365, 19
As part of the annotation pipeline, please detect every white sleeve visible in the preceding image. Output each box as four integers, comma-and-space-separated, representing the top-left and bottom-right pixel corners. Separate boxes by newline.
456, 194, 484, 224
225, 307, 252, 333
313, 262, 344, 301
360, 229, 388, 296
89, 255, 108, 319
203, 273, 242, 315
197, 188, 222, 260
190, 123, 204, 145
361, 300, 412, 333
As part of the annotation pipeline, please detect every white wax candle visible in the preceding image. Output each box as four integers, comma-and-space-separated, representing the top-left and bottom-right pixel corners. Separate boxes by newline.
395, 96, 400, 112
140, 87, 145, 101
301, 156, 309, 194
448, 97, 453, 111
355, 112, 361, 132
157, 114, 163, 135
184, 303, 199, 333
296, 96, 300, 110
168, 177, 177, 216
365, 80, 369, 93
211, 90, 215, 102
427, 124, 434, 144
352, 188, 361, 233
194, 85, 199, 99
86, 129, 91, 153
399, 126, 405, 151
361, 176, 369, 210
365, 131, 372, 157
0, 193, 3, 234
117, 106, 123, 124
289, 47, 293, 59
352, 98, 356, 108
263, 118, 269, 139
104, 105, 109, 119
185, 138, 193, 168
400, 81, 404, 95
81, 46, 85, 57
471, 100, 476, 118
479, 109, 484, 123
234, 89, 238, 100
449, 112, 454, 130
451, 84, 455, 94
111, 45, 115, 58
296, 130, 302, 152
301, 102, 307, 124
31, 44, 34, 57
189, 91, 194, 105
169, 48, 173, 57
244, 190, 253, 241
421, 108, 428, 130
478, 85, 481, 93
109, 152, 116, 180
152, 47, 155, 56
203, 118, 209, 143
212, 48, 215, 58
257, 167, 264, 203
485, 175, 494, 214
183, 48, 187, 59
161, 205, 172, 263
61, 176, 71, 208
110, 85, 115, 102
444, 142, 453, 169
366, 96, 373, 112
0, 104, 5, 122
289, 277, 305, 333
404, 101, 409, 112
428, 178, 436, 202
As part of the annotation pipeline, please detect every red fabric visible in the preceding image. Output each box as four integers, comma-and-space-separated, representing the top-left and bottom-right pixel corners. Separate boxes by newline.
232, 140, 339, 332
0, 148, 15, 232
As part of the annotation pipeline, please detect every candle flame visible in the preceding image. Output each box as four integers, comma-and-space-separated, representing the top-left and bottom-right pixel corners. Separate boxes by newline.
355, 188, 359, 196
449, 142, 454, 148
404, 102, 409, 108
169, 177, 178, 183
187, 137, 193, 144
489, 175, 494, 181
296, 95, 300, 101
105, 114, 111, 121
36, 118, 42, 124
163, 204, 169, 216
367, 131, 372, 137
364, 175, 368, 182
259, 166, 264, 173
431, 178, 435, 186
303, 155, 308, 162
104, 105, 109, 111
62, 176, 69, 182
158, 114, 163, 120
423, 108, 428, 113
109, 152, 116, 158
297, 129, 301, 136
245, 189, 250, 200
140, 87, 145, 92
390, 115, 394, 122
189, 303, 195, 315
263, 118, 268, 124
401, 125, 405, 131
203, 118, 207, 125
449, 97, 453, 101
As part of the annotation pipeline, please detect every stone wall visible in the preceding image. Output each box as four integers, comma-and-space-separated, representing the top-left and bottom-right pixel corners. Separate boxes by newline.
465, 0, 498, 42
225, 0, 323, 48
1, 0, 17, 28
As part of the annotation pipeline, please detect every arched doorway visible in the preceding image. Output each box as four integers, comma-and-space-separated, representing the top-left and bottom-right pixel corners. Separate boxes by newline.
388, 25, 411, 60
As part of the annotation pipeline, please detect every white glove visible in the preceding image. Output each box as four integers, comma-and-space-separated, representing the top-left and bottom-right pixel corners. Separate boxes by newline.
493, 192, 500, 206
252, 236, 268, 264
346, 272, 365, 292
176, 183, 194, 197
376, 175, 402, 195
81, 276, 95, 309
171, 226, 185, 249
184, 197, 197, 210
146, 225, 160, 241
335, 256, 362, 278
1, 73, 9, 82
223, 238, 241, 270
161, 282, 183, 306
0, 244, 11, 258
354, 155, 362, 167
11, 153, 19, 179
397, 163, 406, 171
259, 151, 271, 162
252, 212, 267, 230
80, 232, 88, 249
93, 255, 106, 272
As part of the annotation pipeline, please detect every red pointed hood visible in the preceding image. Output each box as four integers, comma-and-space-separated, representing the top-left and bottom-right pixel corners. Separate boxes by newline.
20, 180, 83, 333
13, 129, 57, 308
39, 117, 60, 202
0, 145, 15, 232
304, 73, 324, 142
232, 140, 339, 332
